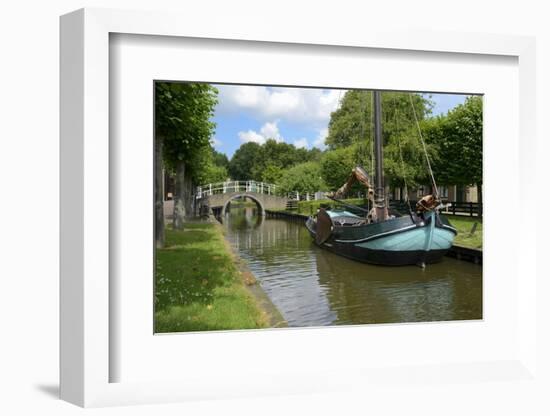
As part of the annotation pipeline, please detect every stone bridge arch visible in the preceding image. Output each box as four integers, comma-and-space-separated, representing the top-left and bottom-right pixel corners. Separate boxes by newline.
206, 191, 288, 216
196, 181, 289, 216
222, 193, 265, 216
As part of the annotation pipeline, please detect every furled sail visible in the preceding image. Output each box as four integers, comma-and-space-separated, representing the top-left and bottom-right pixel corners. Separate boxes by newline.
332, 166, 374, 200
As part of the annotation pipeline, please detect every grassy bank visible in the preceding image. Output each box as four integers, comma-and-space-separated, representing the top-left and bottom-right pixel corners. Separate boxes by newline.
447, 215, 483, 249
155, 223, 269, 333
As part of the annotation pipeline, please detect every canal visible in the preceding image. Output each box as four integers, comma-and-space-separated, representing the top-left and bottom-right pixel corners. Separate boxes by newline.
222, 206, 482, 327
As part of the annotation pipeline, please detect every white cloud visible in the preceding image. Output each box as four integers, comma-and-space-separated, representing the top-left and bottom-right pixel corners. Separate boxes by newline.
312, 128, 329, 149
238, 120, 284, 145
210, 137, 222, 148
238, 129, 266, 144
260, 121, 282, 141
293, 138, 308, 149
216, 85, 346, 127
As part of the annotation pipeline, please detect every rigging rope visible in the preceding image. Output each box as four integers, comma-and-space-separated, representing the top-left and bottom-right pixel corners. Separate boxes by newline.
355, 91, 371, 209
358, 91, 368, 167
408, 94, 439, 200
370, 91, 382, 182
395, 110, 410, 206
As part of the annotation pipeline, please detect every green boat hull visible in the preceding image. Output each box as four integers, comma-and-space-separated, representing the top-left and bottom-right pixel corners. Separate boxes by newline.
306, 211, 457, 266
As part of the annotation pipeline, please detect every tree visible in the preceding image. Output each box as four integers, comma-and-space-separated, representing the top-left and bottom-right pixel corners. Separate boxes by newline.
202, 163, 228, 184
228, 142, 262, 180
278, 162, 326, 195
187, 145, 228, 185
188, 147, 231, 185
306, 147, 323, 162
154, 133, 164, 248
251, 140, 305, 181
326, 91, 432, 150
261, 163, 284, 184
228, 139, 320, 182
384, 115, 439, 190
324, 90, 435, 194
422, 96, 483, 213
155, 82, 218, 237
211, 149, 229, 170
319, 146, 357, 191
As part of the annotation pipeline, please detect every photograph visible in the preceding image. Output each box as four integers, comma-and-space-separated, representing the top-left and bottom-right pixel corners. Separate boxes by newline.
154, 82, 483, 333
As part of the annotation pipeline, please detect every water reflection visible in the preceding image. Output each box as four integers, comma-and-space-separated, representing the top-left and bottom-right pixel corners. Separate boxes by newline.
223, 207, 482, 327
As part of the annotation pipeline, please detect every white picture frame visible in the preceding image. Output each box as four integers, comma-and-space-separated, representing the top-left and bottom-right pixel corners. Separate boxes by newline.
60, 8, 539, 408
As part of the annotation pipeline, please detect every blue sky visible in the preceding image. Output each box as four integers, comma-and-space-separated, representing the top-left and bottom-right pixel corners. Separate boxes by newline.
210, 84, 468, 158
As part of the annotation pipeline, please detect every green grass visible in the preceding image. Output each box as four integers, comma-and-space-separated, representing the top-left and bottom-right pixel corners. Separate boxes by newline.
155, 223, 268, 333
447, 215, 483, 250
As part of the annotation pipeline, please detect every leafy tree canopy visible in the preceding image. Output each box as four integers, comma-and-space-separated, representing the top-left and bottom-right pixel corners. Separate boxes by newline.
325, 91, 433, 151
202, 164, 228, 184
320, 146, 357, 191
261, 163, 284, 184
228, 139, 320, 182
422, 96, 483, 187
155, 82, 218, 177
278, 162, 326, 195
324, 90, 437, 188
187, 145, 229, 185
228, 142, 263, 180
211, 149, 229, 170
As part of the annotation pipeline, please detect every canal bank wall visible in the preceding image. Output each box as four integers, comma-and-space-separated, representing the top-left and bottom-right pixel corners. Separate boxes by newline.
210, 215, 288, 328
264, 209, 482, 265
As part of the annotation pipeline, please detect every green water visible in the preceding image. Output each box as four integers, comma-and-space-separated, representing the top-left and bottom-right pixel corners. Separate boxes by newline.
222, 207, 482, 327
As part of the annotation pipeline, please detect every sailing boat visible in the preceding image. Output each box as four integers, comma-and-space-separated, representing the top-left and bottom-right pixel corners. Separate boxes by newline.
305, 91, 457, 266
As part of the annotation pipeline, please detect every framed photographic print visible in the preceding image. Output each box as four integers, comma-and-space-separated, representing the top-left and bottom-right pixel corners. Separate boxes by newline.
151, 80, 483, 334
60, 7, 539, 408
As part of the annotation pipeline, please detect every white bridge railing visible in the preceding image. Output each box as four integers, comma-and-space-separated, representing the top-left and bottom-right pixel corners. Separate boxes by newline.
196, 180, 278, 198
195, 181, 332, 202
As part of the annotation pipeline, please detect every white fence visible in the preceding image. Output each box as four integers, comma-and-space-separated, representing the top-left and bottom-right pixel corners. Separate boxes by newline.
196, 181, 278, 198
286, 191, 327, 201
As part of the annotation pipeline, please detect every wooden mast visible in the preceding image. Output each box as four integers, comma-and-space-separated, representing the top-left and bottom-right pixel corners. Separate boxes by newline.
373, 90, 387, 222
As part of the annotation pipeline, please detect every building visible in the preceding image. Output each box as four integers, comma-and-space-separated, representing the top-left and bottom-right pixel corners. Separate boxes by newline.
392, 184, 480, 203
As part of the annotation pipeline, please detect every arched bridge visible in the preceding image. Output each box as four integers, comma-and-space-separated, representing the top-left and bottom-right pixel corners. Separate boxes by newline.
196, 181, 288, 216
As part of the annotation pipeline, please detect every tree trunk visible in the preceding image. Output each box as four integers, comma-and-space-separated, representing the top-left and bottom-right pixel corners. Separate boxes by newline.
155, 138, 165, 248
184, 173, 194, 217
477, 182, 483, 217
173, 162, 186, 230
